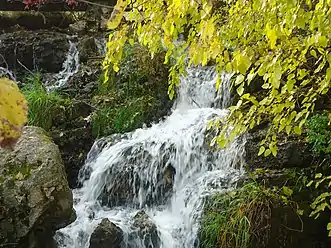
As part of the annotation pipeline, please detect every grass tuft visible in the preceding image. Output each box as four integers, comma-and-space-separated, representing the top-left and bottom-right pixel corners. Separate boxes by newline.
22, 73, 70, 131
199, 182, 280, 248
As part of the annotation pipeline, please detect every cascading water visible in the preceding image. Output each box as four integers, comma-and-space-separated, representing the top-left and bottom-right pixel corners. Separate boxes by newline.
94, 37, 107, 56
46, 36, 80, 91
55, 67, 245, 248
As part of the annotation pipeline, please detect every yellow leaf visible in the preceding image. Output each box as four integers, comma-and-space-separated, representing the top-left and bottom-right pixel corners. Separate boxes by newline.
266, 26, 277, 49
0, 78, 28, 148
107, 0, 128, 30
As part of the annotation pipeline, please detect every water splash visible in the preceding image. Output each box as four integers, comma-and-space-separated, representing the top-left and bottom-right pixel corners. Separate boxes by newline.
94, 37, 107, 56
55, 67, 245, 248
214, 73, 233, 109
46, 37, 80, 91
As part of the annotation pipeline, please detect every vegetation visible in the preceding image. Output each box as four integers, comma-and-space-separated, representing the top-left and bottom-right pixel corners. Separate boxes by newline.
92, 43, 169, 137
199, 181, 299, 248
92, 95, 154, 137
0, 78, 27, 148
22, 74, 70, 131
306, 114, 331, 236
104, 0, 331, 156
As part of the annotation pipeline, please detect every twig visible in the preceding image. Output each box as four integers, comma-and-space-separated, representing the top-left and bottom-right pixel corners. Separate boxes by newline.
17, 59, 34, 75
0, 54, 9, 69
192, 98, 201, 108
76, 0, 115, 9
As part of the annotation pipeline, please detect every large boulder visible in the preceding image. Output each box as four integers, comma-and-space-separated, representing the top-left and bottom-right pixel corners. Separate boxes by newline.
0, 126, 75, 248
0, 30, 69, 74
89, 218, 123, 248
244, 125, 313, 171
97, 140, 176, 208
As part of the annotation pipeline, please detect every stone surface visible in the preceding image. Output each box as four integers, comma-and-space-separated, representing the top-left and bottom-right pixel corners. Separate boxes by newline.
0, 126, 75, 248
0, 30, 69, 74
89, 218, 123, 248
97, 139, 176, 208
128, 210, 160, 248
244, 125, 313, 171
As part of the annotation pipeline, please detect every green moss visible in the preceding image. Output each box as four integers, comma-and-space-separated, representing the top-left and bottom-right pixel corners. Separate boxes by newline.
1, 162, 39, 182
91, 43, 170, 138
92, 95, 156, 137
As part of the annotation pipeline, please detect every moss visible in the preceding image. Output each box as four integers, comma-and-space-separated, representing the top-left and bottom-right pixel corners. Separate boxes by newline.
2, 162, 39, 181
91, 43, 171, 138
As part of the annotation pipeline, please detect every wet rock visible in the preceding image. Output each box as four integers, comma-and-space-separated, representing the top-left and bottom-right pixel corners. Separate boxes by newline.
77, 36, 99, 63
0, 30, 69, 74
51, 126, 93, 189
89, 218, 123, 248
0, 126, 75, 248
69, 20, 88, 34
128, 210, 160, 248
98, 141, 176, 208
50, 100, 95, 188
244, 125, 313, 171
0, 11, 76, 31
59, 62, 101, 100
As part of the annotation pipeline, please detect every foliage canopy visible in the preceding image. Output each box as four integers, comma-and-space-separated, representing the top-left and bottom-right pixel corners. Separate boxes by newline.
104, 0, 331, 157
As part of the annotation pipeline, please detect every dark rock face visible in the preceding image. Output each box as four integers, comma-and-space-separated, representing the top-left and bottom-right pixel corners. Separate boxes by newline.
128, 210, 160, 248
89, 219, 123, 248
244, 126, 314, 171
0, 30, 69, 74
97, 140, 176, 208
0, 126, 75, 248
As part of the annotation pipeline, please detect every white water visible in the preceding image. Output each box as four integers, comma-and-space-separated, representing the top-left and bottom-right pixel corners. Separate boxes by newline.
46, 37, 80, 91
94, 37, 107, 56
55, 67, 244, 248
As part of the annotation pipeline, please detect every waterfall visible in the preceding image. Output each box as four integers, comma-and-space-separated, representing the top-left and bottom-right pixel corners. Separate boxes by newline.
46, 36, 80, 91
55, 67, 245, 248
94, 37, 107, 56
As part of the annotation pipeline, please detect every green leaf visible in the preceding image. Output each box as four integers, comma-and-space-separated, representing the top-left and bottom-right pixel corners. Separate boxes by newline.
294, 126, 302, 135
310, 50, 317, 58
296, 209, 304, 216
237, 85, 245, 96
282, 186, 293, 197
315, 173, 323, 179
258, 146, 265, 156
235, 74, 245, 86
264, 149, 271, 157
306, 180, 314, 187
266, 26, 277, 49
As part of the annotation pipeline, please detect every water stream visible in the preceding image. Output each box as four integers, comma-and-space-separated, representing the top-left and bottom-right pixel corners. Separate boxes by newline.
46, 36, 80, 91
55, 67, 245, 248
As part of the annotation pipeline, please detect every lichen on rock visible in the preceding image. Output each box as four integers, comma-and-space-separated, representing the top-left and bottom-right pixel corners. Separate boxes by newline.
0, 126, 75, 248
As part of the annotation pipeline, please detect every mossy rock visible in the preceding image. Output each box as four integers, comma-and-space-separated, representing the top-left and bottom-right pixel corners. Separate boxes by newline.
0, 126, 75, 248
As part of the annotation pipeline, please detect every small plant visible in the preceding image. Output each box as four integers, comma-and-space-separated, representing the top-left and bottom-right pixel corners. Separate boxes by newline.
200, 182, 274, 248
199, 182, 301, 248
306, 114, 331, 154
306, 113, 331, 237
92, 96, 155, 138
92, 106, 115, 138
306, 173, 331, 237
22, 74, 70, 131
